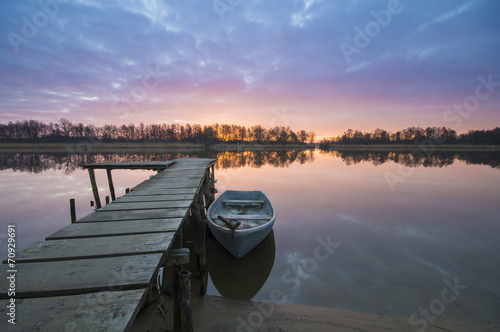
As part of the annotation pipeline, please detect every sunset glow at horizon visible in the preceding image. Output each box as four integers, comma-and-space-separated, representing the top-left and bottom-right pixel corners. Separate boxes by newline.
1, 0, 499, 138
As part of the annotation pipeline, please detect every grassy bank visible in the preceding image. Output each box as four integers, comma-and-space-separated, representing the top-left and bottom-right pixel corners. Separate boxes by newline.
0, 142, 206, 153
210, 142, 315, 151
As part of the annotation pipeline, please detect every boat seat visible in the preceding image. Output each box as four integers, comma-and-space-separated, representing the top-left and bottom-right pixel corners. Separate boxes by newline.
222, 200, 265, 206
220, 214, 272, 220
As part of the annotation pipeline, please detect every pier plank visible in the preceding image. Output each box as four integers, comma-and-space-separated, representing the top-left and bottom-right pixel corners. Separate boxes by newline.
0, 290, 147, 331
97, 200, 192, 212
14, 233, 174, 263
132, 178, 202, 191
46, 218, 182, 240
115, 194, 195, 202
77, 208, 187, 222
153, 170, 207, 178
82, 161, 175, 169
0, 254, 161, 298
128, 187, 198, 195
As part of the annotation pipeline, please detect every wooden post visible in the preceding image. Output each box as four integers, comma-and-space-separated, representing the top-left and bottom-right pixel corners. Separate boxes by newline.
191, 194, 202, 222
69, 198, 76, 223
198, 190, 206, 219
173, 230, 182, 332
105, 196, 110, 205
125, 188, 130, 194
203, 174, 211, 209
210, 164, 215, 202
87, 168, 101, 209
197, 219, 207, 296
178, 269, 193, 332
106, 169, 116, 201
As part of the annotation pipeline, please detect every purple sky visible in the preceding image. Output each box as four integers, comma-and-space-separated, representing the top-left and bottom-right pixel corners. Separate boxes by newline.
1, 0, 499, 138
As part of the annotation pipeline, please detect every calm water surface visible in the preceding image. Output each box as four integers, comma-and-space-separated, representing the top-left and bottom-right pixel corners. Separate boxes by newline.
1, 150, 499, 325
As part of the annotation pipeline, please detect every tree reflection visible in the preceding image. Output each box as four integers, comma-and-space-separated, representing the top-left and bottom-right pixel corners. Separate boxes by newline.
0, 149, 499, 173
320, 150, 500, 169
214, 150, 315, 169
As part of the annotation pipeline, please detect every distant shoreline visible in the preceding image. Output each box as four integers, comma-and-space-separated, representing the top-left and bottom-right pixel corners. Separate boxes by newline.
0, 141, 316, 153
1, 141, 499, 153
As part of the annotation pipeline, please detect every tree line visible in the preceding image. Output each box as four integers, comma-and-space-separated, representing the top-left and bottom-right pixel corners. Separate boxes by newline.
0, 119, 316, 144
320, 126, 500, 148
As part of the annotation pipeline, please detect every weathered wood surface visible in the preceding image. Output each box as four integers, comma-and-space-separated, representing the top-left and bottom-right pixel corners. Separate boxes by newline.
46, 218, 182, 240
77, 208, 187, 222
153, 169, 207, 179
97, 200, 192, 212
128, 187, 198, 195
0, 254, 161, 299
14, 233, 175, 263
0, 289, 146, 331
115, 194, 195, 202
132, 177, 203, 191
81, 161, 176, 169
170, 158, 215, 165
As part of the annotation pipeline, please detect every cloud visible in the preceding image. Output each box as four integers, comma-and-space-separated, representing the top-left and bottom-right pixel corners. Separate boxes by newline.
0, 0, 499, 134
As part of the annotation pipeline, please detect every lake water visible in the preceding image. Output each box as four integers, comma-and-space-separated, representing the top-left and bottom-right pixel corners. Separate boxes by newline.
1, 149, 499, 326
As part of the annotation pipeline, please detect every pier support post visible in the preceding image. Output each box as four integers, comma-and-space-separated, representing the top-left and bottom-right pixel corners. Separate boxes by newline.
106, 169, 116, 201
69, 198, 76, 223
172, 231, 182, 332
191, 192, 205, 222
210, 164, 215, 202
178, 269, 193, 332
87, 168, 101, 209
198, 190, 206, 219
196, 219, 207, 296
203, 174, 211, 209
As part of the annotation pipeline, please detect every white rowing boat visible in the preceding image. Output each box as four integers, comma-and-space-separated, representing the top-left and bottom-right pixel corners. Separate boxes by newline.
206, 190, 276, 258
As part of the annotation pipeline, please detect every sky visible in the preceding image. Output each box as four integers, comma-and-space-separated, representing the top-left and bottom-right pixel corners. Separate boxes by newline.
1, 0, 499, 138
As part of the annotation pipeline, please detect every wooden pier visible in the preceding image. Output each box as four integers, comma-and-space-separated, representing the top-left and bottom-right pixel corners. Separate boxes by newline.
1, 158, 216, 331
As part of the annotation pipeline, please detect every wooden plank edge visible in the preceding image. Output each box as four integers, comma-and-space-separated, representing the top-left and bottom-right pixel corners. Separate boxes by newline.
75, 213, 188, 223
45, 229, 177, 241
3, 244, 174, 264
0, 282, 152, 300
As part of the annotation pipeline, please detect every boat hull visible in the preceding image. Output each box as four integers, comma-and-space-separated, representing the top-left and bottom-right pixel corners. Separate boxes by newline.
207, 190, 276, 258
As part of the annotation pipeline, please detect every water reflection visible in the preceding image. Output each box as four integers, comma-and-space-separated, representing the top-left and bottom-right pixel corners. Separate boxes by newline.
0, 152, 198, 174
1, 150, 499, 325
215, 150, 315, 169
0, 150, 316, 174
1, 149, 499, 173
207, 230, 275, 300
320, 150, 500, 169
